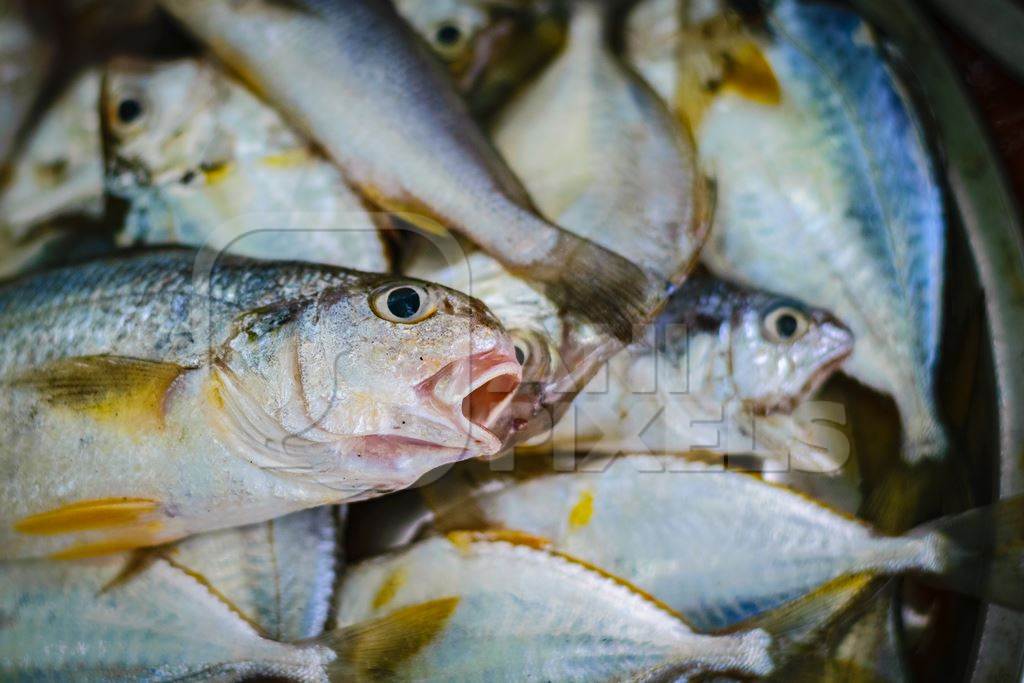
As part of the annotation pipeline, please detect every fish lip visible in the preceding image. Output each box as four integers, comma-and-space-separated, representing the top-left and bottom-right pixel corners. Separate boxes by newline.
416, 347, 523, 454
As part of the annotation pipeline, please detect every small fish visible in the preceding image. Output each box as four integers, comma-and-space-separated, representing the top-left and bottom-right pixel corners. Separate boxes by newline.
493, 0, 710, 285
0, 68, 104, 254
419, 454, 1024, 631
159, 0, 663, 343
0, 551, 335, 681
334, 533, 775, 680
170, 506, 342, 641
0, 0, 52, 165
0, 248, 521, 559
393, 0, 490, 74
544, 272, 853, 472
103, 57, 390, 273
626, 0, 948, 462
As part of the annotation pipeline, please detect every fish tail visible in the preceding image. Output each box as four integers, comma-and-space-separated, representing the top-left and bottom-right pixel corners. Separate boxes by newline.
541, 235, 662, 343
643, 629, 774, 680
912, 495, 1024, 610
896, 391, 948, 462
317, 597, 459, 679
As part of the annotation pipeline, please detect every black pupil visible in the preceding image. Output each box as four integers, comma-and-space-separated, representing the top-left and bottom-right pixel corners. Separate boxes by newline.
387, 287, 421, 319
117, 98, 143, 124
436, 23, 462, 46
514, 346, 526, 365
776, 313, 798, 338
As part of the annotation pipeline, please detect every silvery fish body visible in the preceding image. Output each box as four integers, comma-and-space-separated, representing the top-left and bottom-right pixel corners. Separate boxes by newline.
492, 0, 708, 284
158, 0, 660, 343
335, 534, 774, 681
0, 249, 520, 559
171, 506, 342, 642
0, 68, 104, 276
546, 273, 853, 472
104, 57, 389, 273
0, 552, 334, 681
626, 0, 947, 461
0, 0, 52, 164
420, 454, 1024, 631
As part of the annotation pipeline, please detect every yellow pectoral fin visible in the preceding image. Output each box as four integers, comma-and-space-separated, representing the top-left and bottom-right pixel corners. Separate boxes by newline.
10, 355, 189, 428
14, 497, 161, 535
723, 40, 782, 105
49, 522, 166, 560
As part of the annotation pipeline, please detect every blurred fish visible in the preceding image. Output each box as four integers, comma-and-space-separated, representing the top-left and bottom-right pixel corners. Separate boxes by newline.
419, 454, 1024, 631
493, 0, 710, 285
0, 248, 521, 559
334, 533, 774, 680
0, 68, 104, 259
170, 506, 342, 641
626, 0, 948, 462
103, 57, 390, 273
159, 0, 662, 343
0, 0, 52, 165
0, 552, 335, 681
544, 272, 853, 472
394, 0, 490, 76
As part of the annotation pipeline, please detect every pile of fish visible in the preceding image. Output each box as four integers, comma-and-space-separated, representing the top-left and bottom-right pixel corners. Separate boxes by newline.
0, 0, 1020, 680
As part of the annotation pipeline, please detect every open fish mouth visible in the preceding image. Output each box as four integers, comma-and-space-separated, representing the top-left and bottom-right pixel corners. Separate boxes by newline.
416, 346, 523, 454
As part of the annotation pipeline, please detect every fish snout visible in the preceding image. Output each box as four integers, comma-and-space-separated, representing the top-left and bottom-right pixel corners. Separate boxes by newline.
814, 310, 855, 365
417, 343, 522, 453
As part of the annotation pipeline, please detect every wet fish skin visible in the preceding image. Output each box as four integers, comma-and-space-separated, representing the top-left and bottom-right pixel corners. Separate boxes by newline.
546, 273, 853, 471
0, 552, 334, 682
0, 248, 521, 559
158, 0, 661, 343
627, 0, 947, 461
103, 57, 390, 273
420, 454, 1024, 631
493, 0, 709, 285
334, 534, 775, 681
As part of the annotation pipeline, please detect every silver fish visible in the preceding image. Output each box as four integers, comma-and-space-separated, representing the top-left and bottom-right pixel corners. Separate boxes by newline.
0, 68, 104, 261
103, 57, 390, 273
0, 248, 521, 559
627, 0, 948, 462
419, 454, 1024, 631
543, 273, 853, 472
0, 553, 334, 681
335, 533, 775, 681
158, 0, 662, 343
170, 506, 342, 641
493, 0, 709, 285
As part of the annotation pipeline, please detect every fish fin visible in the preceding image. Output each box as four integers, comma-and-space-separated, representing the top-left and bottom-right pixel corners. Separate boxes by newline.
912, 495, 1024, 610
14, 498, 162, 536
322, 597, 460, 680
10, 355, 189, 426
49, 522, 166, 559
99, 544, 171, 594
638, 628, 774, 681
543, 233, 660, 343
726, 573, 881, 658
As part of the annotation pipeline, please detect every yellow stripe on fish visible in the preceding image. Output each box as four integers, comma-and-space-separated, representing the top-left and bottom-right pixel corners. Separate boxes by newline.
14, 498, 161, 536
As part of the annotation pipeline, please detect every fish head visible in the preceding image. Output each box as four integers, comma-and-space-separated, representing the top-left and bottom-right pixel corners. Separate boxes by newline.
211, 275, 522, 496
103, 57, 229, 193
395, 0, 489, 71
730, 295, 854, 414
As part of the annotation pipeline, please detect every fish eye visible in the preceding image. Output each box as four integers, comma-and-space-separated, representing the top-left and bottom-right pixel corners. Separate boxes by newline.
117, 97, 144, 124
435, 22, 463, 48
514, 344, 527, 365
762, 304, 810, 343
370, 284, 437, 324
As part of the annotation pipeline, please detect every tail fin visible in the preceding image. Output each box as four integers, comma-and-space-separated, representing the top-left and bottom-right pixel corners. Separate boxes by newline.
638, 628, 774, 682
912, 495, 1024, 610
319, 597, 459, 680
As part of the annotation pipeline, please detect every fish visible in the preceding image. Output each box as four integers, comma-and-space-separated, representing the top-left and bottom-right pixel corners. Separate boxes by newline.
0, 0, 53, 165
626, 0, 948, 462
158, 0, 663, 343
393, 0, 491, 77
492, 0, 710, 285
0, 248, 521, 559
417, 454, 1024, 631
0, 67, 105, 273
103, 57, 391, 273
542, 272, 854, 472
333, 533, 775, 681
0, 550, 335, 681
169, 506, 343, 641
